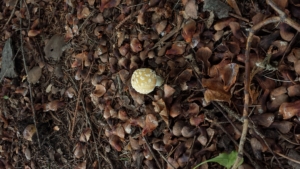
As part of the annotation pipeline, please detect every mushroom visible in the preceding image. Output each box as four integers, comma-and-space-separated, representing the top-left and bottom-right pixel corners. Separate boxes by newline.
131, 68, 163, 94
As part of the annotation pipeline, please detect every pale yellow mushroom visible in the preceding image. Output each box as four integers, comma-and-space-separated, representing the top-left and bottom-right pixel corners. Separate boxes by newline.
131, 68, 163, 94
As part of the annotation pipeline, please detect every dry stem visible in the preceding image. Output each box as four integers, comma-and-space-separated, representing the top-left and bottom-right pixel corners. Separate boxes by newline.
19, 0, 41, 148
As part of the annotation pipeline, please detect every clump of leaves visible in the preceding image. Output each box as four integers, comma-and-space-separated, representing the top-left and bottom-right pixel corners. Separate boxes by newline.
193, 151, 243, 169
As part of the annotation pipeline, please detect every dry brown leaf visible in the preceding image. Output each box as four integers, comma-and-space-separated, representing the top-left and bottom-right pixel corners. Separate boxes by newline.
202, 78, 231, 103
279, 23, 294, 41
92, 85, 106, 98
99, 0, 121, 12
81, 6, 90, 19
196, 47, 212, 74
65, 87, 76, 98
273, 0, 288, 10
182, 19, 196, 43
153, 99, 169, 126
279, 100, 300, 119
28, 30, 41, 37
74, 142, 86, 158
44, 34, 66, 61
251, 113, 274, 127
27, 66, 42, 84
23, 124, 36, 141
214, 18, 236, 31
219, 63, 239, 91
164, 84, 175, 98
79, 128, 91, 142
130, 38, 142, 53
155, 20, 167, 35
42, 100, 65, 112
229, 22, 245, 43
181, 125, 196, 138
109, 135, 122, 151
190, 114, 205, 126
74, 160, 86, 169
185, 0, 198, 19
142, 114, 158, 136
129, 136, 140, 150
173, 121, 184, 136
166, 42, 186, 55
74, 52, 90, 67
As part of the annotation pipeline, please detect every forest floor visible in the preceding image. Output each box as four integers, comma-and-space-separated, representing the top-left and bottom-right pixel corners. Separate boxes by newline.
1, 0, 300, 169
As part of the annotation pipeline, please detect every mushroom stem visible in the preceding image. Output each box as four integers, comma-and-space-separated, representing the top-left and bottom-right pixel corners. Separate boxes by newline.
155, 75, 164, 87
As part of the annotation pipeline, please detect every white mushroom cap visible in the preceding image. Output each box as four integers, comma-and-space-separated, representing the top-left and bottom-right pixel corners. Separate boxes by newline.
131, 68, 163, 94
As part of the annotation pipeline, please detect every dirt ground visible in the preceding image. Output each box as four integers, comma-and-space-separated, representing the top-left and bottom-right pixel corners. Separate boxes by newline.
1, 0, 300, 169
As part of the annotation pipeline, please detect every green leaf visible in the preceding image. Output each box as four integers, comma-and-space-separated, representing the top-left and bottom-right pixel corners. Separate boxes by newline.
193, 151, 243, 169
3, 95, 9, 100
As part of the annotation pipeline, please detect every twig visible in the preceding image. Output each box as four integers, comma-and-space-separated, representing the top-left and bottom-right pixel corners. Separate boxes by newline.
232, 16, 281, 169
205, 118, 260, 169
276, 152, 300, 165
67, 74, 108, 169
212, 102, 241, 136
184, 135, 196, 169
227, 0, 241, 16
233, 0, 300, 166
229, 12, 249, 23
150, 14, 183, 50
143, 136, 163, 169
156, 149, 176, 169
1, 0, 19, 30
70, 79, 82, 137
19, 0, 41, 148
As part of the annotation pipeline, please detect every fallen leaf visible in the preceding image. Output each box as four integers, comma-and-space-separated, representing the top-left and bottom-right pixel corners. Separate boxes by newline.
166, 42, 186, 55
279, 100, 300, 119
185, 0, 198, 19
270, 121, 292, 133
153, 99, 169, 126
142, 114, 159, 136
44, 34, 66, 61
109, 135, 122, 151
23, 124, 37, 141
99, 0, 121, 12
74, 142, 86, 158
164, 84, 175, 98
28, 30, 41, 37
196, 47, 212, 74
79, 128, 91, 142
27, 66, 42, 84
75, 160, 86, 169
203, 0, 232, 19
0, 38, 17, 78
42, 100, 65, 112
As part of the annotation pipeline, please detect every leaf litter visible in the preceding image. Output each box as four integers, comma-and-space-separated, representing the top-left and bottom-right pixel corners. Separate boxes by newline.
2, 0, 300, 169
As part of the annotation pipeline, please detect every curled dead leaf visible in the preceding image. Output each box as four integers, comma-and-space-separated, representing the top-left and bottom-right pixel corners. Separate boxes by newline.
28, 30, 41, 37
182, 19, 196, 43
27, 66, 42, 84
130, 38, 142, 53
79, 128, 91, 142
23, 124, 36, 141
74, 160, 86, 169
74, 142, 86, 158
153, 99, 169, 126
166, 42, 186, 55
142, 114, 158, 136
279, 100, 300, 119
42, 100, 65, 112
109, 135, 122, 151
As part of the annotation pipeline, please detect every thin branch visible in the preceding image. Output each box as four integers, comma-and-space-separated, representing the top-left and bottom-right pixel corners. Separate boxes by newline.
276, 152, 300, 165
232, 16, 281, 169
19, 0, 41, 148
1, 0, 19, 30
143, 136, 163, 169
